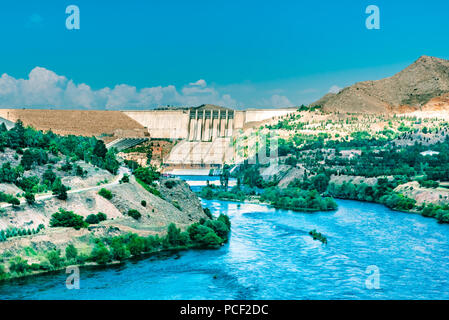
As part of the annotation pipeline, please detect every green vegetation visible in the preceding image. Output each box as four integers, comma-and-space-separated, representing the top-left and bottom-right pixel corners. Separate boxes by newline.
126, 209, 142, 220
0, 214, 231, 281
49, 208, 88, 230
85, 212, 108, 225
98, 188, 113, 200
0, 224, 45, 242
261, 187, 337, 212
309, 230, 328, 244
0, 120, 121, 202
120, 174, 130, 183
0, 192, 20, 206
327, 177, 417, 212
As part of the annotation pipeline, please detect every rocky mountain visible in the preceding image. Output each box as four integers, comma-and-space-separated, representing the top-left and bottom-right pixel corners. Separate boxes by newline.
312, 55, 449, 114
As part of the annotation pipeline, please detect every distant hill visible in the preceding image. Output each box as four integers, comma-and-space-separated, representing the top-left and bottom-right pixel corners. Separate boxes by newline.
312, 55, 449, 114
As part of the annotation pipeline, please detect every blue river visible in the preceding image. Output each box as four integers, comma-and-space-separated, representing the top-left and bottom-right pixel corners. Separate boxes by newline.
1, 177, 449, 299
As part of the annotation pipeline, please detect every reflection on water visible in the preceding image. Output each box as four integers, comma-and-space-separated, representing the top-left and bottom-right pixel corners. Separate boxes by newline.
2, 197, 449, 300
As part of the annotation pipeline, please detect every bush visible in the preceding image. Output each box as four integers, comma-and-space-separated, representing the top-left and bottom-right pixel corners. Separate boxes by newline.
187, 223, 224, 248
98, 188, 113, 200
134, 166, 160, 185
141, 200, 147, 207
65, 244, 78, 261
0, 192, 20, 205
9, 256, 30, 274
163, 223, 189, 248
204, 220, 230, 241
50, 208, 88, 230
97, 212, 107, 222
90, 242, 110, 265
164, 180, 177, 189
46, 250, 63, 269
85, 214, 100, 225
120, 174, 130, 183
24, 192, 35, 205
0, 264, 7, 279
204, 208, 213, 219
127, 235, 146, 256
127, 209, 141, 220
309, 229, 328, 244
110, 238, 130, 261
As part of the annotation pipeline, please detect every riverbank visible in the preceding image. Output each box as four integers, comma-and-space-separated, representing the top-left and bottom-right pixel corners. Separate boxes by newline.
0, 213, 231, 282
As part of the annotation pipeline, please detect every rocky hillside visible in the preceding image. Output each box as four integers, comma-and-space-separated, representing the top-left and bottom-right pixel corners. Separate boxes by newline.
313, 55, 449, 114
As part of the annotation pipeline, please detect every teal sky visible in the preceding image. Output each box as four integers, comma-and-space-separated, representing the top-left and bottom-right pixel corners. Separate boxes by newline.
0, 0, 448, 109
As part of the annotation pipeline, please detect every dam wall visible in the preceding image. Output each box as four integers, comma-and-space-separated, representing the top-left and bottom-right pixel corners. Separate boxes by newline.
123, 110, 189, 139
124, 106, 297, 140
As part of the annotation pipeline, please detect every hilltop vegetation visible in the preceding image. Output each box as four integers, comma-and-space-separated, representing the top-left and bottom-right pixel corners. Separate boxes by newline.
0, 120, 120, 206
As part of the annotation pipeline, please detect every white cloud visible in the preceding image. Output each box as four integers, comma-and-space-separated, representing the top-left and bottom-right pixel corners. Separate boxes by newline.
188, 79, 207, 87
0, 67, 238, 109
329, 85, 342, 94
264, 94, 294, 107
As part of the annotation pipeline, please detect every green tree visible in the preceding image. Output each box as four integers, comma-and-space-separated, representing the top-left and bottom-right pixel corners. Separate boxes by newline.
65, 244, 78, 261
50, 208, 87, 230
90, 242, 110, 264
24, 192, 35, 205
46, 250, 63, 269
93, 140, 107, 159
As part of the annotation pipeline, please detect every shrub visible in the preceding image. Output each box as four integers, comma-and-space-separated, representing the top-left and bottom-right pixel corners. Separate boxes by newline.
50, 208, 88, 230
90, 242, 110, 265
164, 180, 177, 189
9, 197, 20, 206
9, 256, 30, 274
141, 200, 147, 207
97, 212, 107, 222
24, 192, 35, 205
309, 229, 328, 244
172, 200, 182, 211
204, 220, 230, 241
163, 223, 189, 248
120, 174, 130, 183
127, 235, 146, 256
187, 223, 224, 248
76, 253, 89, 265
127, 209, 141, 220
110, 238, 130, 261
46, 250, 63, 269
85, 214, 100, 225
134, 166, 160, 185
204, 208, 213, 219
0, 264, 7, 279
98, 188, 113, 200
65, 244, 78, 261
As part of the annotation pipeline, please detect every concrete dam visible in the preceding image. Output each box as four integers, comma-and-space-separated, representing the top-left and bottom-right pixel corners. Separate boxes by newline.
0, 105, 296, 166
123, 105, 296, 166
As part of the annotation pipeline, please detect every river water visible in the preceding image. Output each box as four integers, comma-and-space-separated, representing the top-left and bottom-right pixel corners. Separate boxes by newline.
1, 177, 449, 300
